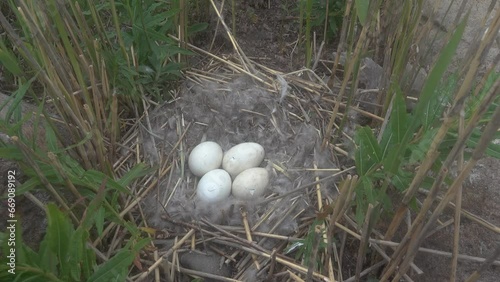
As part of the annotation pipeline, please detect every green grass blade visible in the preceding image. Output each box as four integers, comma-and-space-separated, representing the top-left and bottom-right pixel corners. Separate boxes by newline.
82, 170, 130, 194
87, 249, 133, 282
117, 162, 155, 187
46, 203, 73, 280
411, 15, 468, 127
355, 0, 369, 26
0, 45, 22, 75
4, 79, 33, 123
355, 126, 383, 175
381, 89, 408, 151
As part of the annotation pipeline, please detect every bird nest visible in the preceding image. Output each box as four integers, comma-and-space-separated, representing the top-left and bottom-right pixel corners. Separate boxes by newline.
118, 47, 382, 281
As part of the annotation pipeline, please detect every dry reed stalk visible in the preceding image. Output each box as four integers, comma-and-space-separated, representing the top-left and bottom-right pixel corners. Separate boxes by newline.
327, 0, 353, 89
322, 22, 369, 148
288, 269, 306, 282
217, 239, 331, 281
450, 109, 465, 281
355, 204, 374, 281
208, 0, 256, 75
241, 208, 261, 270
169, 34, 268, 85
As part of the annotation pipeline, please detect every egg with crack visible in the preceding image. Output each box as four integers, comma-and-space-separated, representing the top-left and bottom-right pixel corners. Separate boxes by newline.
188, 141, 223, 177
232, 168, 269, 200
222, 142, 265, 178
197, 169, 232, 202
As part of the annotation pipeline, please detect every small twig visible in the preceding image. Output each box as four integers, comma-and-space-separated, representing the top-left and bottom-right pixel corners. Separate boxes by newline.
265, 249, 278, 282
241, 207, 261, 270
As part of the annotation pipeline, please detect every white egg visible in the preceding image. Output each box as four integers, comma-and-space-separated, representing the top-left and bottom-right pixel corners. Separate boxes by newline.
232, 168, 269, 200
188, 141, 223, 177
197, 169, 232, 203
222, 142, 265, 178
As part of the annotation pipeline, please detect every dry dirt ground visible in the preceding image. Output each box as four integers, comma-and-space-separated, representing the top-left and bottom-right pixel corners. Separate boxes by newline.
212, 1, 500, 281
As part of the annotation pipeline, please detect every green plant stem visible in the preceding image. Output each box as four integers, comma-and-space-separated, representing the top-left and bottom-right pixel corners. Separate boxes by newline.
305, 0, 313, 68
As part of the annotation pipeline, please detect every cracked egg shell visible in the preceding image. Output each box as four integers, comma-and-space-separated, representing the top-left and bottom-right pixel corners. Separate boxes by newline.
222, 142, 265, 178
188, 141, 223, 177
197, 169, 232, 203
232, 168, 269, 200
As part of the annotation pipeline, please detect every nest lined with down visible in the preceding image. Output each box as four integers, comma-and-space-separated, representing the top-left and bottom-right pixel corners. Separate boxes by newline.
117, 43, 380, 281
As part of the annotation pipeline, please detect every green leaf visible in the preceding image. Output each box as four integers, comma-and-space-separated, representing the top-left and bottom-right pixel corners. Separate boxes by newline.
80, 180, 107, 231
391, 168, 413, 191
68, 227, 88, 281
37, 234, 58, 272
412, 15, 468, 126
87, 249, 133, 282
0, 147, 24, 161
81, 170, 130, 194
44, 120, 60, 152
381, 89, 408, 156
355, 126, 382, 175
4, 79, 34, 123
46, 203, 74, 280
355, 0, 369, 26
409, 128, 439, 164
95, 207, 105, 237
0, 47, 22, 75
188, 23, 208, 35
14, 177, 42, 195
117, 162, 154, 187
466, 131, 500, 158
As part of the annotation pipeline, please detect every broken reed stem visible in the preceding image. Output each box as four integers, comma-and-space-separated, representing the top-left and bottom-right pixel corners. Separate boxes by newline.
213, 239, 330, 281
328, 175, 357, 235
241, 208, 261, 270
135, 229, 195, 281
168, 35, 269, 86
288, 270, 306, 282
451, 108, 465, 282
343, 261, 386, 282
266, 249, 278, 281
355, 203, 374, 281
322, 20, 369, 148
208, 0, 256, 74
327, 0, 353, 89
